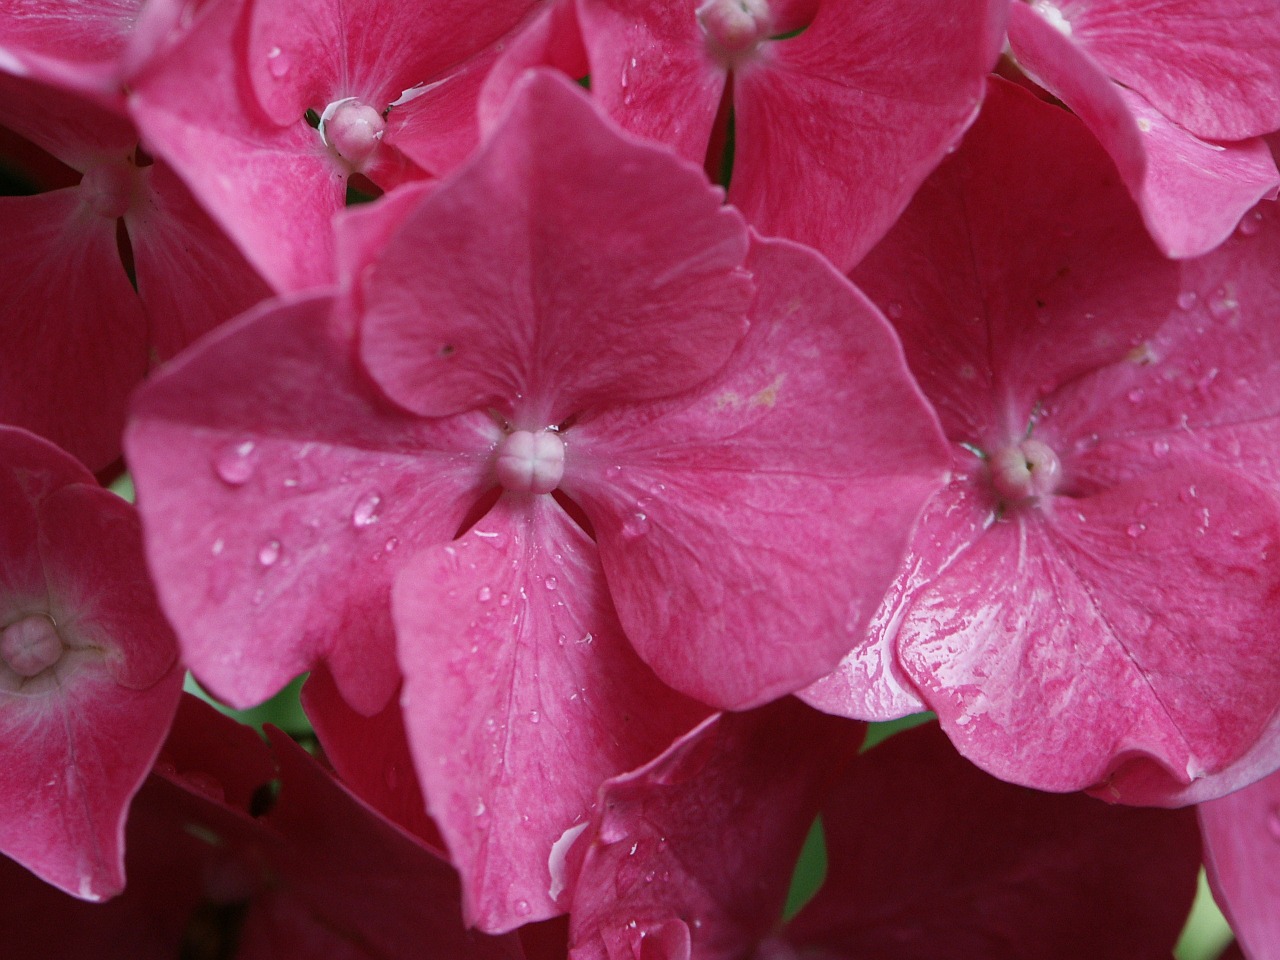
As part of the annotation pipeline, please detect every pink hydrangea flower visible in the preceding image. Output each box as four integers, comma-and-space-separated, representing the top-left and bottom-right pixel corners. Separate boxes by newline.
802, 78, 1280, 803
568, 714, 1200, 959
1007, 0, 1280, 258
0, 64, 269, 471
482, 0, 1007, 271
0, 695, 525, 959
127, 0, 542, 291
126, 70, 949, 931
0, 427, 182, 900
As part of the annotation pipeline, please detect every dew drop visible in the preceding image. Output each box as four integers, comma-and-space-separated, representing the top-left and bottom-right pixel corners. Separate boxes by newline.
622, 512, 649, 538
211, 538, 225, 556
577, 632, 594, 645
258, 539, 281, 567
266, 45, 289, 78
885, 300, 904, 320
1176, 291, 1198, 311
1151, 439, 1170, 457
1238, 210, 1263, 237
528, 710, 540, 724
1126, 388, 1144, 403
383, 536, 399, 553
477, 586, 492, 603
214, 441, 259, 486
1126, 522, 1146, 539
474, 799, 487, 817
351, 492, 382, 528
544, 576, 558, 591
514, 899, 532, 917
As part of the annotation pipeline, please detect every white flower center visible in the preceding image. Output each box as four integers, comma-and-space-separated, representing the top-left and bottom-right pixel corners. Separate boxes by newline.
495, 430, 566, 495
1, 614, 64, 678
990, 438, 1062, 501
319, 98, 386, 169
696, 0, 772, 64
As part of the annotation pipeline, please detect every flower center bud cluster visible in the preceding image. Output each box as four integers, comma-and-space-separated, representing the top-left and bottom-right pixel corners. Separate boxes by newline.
990, 437, 1062, 502
319, 98, 386, 169
696, 0, 772, 65
495, 429, 566, 494
1, 613, 65, 678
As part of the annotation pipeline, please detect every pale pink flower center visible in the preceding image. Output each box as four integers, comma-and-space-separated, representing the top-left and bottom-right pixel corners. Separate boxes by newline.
80, 161, 137, 219
990, 437, 1062, 501
697, 0, 772, 63
320, 98, 386, 168
495, 429, 566, 494
1, 614, 65, 677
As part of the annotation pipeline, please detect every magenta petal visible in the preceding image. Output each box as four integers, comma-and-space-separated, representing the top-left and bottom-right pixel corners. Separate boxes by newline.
568, 234, 950, 709
0, 0, 139, 95
300, 664, 444, 849
786, 723, 1201, 958
125, 292, 496, 713
574, 0, 728, 166
569, 699, 862, 960
1063, 0, 1280, 141
1200, 768, 1280, 960
898, 466, 1280, 795
394, 495, 708, 933
127, 0, 346, 292
125, 160, 272, 359
729, 0, 1005, 270
0, 189, 147, 471
1009, 2, 1279, 259
359, 69, 752, 425
0, 430, 182, 901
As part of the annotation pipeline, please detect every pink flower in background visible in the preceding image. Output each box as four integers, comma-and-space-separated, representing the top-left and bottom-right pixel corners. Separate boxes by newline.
127, 0, 542, 291
0, 695, 525, 960
126, 70, 949, 930
0, 427, 182, 900
569, 714, 1200, 959
1007, 0, 1280, 258
803, 79, 1280, 803
0, 66, 269, 471
484, 0, 1007, 271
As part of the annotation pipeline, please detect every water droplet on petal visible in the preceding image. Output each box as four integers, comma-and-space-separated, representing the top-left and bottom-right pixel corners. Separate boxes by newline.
1151, 439, 1170, 457
1126, 522, 1146, 539
623, 513, 649, 539
1176, 291, 1198, 311
514, 899, 531, 917
1238, 210, 1263, 237
885, 300, 904, 320
258, 539, 281, 567
477, 586, 492, 603
215, 441, 259, 486
266, 45, 290, 78
1126, 388, 1144, 403
211, 538, 225, 556
544, 576, 558, 591
383, 536, 399, 553
528, 710, 540, 724
474, 799, 487, 817
351, 492, 381, 528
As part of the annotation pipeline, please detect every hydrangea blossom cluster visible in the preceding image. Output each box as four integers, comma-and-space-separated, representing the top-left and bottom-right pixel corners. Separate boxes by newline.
2, 0, 1280, 956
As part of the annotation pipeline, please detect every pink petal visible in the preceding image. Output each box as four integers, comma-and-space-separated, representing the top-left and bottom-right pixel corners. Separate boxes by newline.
1200, 767, 1280, 960
851, 76, 1180, 449
0, 189, 147, 471
568, 699, 862, 960
393, 494, 708, 933
300, 663, 444, 849
242, 0, 538, 128
125, 292, 496, 713
574, 0, 728, 166
787, 723, 1200, 957
0, 431, 181, 901
0, 0, 138, 97
799, 462, 990, 721
1059, 0, 1280, 141
729, 0, 1005, 270
567, 234, 950, 709
127, 0, 347, 292
0, 67, 135, 171
358, 69, 752, 426
478, 0, 589, 135
125, 159, 273, 359
896, 466, 1280, 794
1009, 2, 1280, 259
